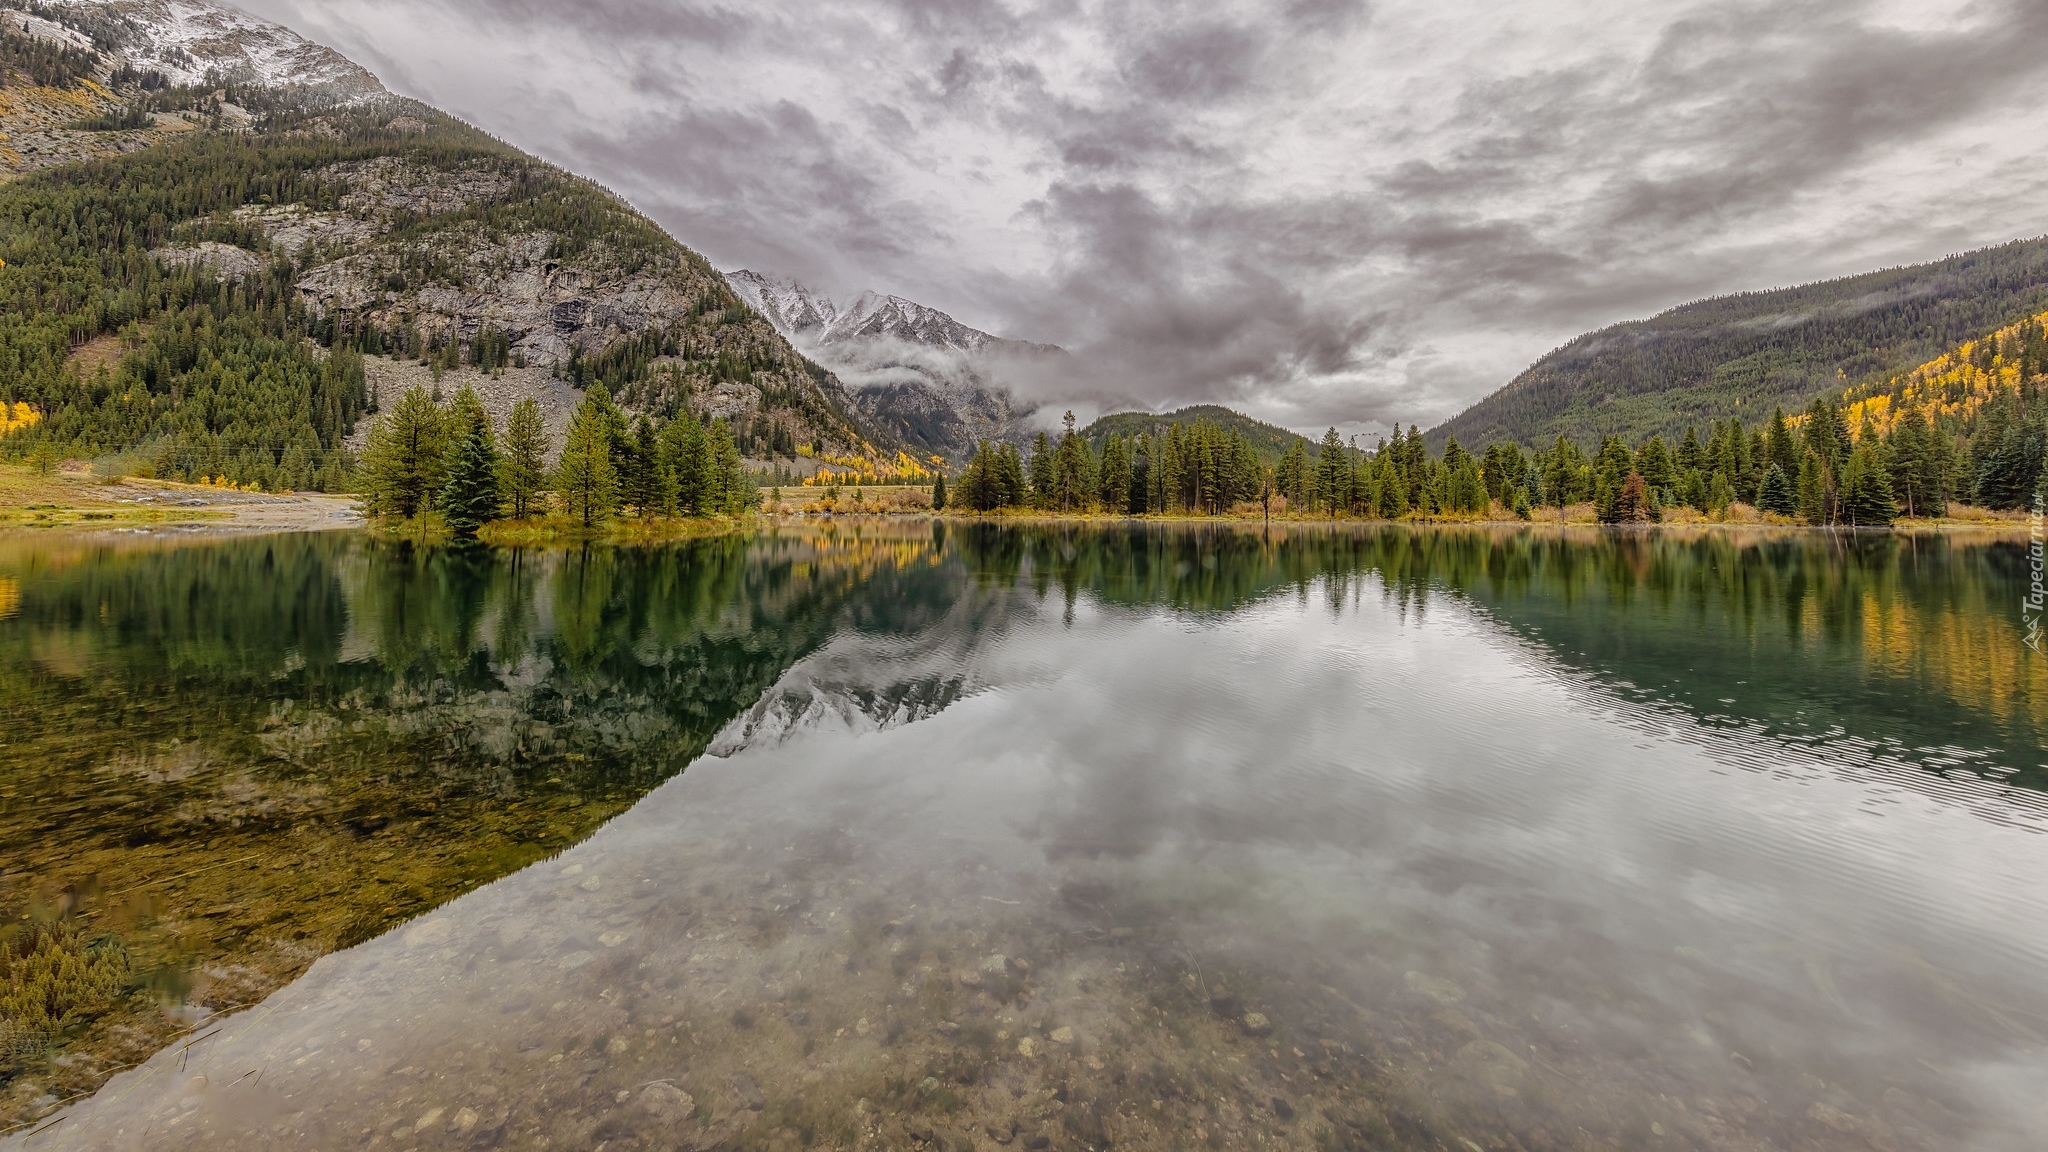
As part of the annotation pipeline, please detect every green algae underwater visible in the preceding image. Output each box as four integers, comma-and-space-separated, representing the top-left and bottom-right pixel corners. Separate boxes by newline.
3, 522, 2046, 1151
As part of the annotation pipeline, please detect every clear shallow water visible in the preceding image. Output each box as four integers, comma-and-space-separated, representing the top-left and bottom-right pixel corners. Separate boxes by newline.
9, 523, 2048, 1151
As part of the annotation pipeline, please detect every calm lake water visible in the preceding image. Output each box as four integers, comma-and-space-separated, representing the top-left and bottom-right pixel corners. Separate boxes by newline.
7, 523, 2047, 1151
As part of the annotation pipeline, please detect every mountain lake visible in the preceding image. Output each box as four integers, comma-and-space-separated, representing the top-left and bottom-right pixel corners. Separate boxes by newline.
3, 521, 2045, 1151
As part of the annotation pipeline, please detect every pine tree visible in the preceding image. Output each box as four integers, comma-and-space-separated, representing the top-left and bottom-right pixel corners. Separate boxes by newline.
1614, 471, 1654, 522
1380, 458, 1410, 518
1796, 452, 1828, 524
360, 384, 448, 518
499, 398, 550, 518
931, 473, 947, 511
554, 387, 620, 528
661, 409, 710, 515
706, 417, 753, 515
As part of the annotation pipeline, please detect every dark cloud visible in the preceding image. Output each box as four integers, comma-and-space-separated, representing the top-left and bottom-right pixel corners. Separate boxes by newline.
246, 0, 2048, 433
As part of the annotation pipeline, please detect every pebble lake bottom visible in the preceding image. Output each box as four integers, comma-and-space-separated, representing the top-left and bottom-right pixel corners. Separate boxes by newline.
9, 522, 2047, 1151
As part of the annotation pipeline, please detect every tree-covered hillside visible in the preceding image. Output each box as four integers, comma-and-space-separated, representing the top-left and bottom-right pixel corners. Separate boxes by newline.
1082, 404, 1312, 465
1431, 236, 2048, 451
0, 79, 874, 489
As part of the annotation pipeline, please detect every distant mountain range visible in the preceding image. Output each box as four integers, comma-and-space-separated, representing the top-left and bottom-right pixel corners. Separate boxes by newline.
1432, 235, 2048, 450
724, 270, 1061, 462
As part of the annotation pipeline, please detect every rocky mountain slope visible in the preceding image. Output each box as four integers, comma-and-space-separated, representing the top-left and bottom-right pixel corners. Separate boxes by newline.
1431, 235, 2048, 451
0, 0, 881, 486
725, 269, 1057, 461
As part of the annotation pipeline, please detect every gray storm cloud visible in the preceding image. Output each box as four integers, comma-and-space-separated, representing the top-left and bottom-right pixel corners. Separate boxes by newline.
244, 0, 2048, 438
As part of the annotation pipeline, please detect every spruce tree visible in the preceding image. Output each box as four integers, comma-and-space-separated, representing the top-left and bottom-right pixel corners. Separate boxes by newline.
1756, 463, 1797, 515
441, 418, 503, 537
661, 409, 709, 514
628, 416, 662, 513
1841, 442, 1898, 526
1028, 432, 1054, 509
1314, 428, 1350, 514
931, 473, 947, 511
501, 398, 550, 519
996, 443, 1027, 508
1380, 459, 1410, 518
1593, 435, 1633, 522
1633, 436, 1676, 499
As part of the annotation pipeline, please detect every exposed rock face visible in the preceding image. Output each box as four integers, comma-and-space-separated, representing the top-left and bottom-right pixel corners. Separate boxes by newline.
726, 270, 1061, 460
257, 155, 868, 455
150, 241, 263, 279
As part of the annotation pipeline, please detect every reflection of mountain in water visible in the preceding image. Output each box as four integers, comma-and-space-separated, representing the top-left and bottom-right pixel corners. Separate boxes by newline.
0, 527, 957, 1120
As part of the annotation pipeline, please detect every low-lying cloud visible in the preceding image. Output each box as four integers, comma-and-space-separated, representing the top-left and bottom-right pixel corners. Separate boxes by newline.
247, 0, 2048, 438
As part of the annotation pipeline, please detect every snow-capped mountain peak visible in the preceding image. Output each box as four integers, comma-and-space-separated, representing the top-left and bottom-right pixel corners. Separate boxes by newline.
46, 0, 387, 101
722, 269, 1056, 461
724, 269, 840, 335
724, 270, 1013, 355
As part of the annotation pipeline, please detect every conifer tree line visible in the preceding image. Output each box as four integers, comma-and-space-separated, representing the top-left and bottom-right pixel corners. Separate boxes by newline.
935, 386, 2048, 527
948, 412, 1271, 514
360, 382, 755, 535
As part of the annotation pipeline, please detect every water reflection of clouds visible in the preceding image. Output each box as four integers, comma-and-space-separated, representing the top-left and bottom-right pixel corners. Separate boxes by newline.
25, 532, 2048, 1151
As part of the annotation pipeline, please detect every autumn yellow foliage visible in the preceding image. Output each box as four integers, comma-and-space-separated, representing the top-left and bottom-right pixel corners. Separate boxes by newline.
803, 449, 945, 486
0, 402, 38, 435
1840, 306, 2048, 438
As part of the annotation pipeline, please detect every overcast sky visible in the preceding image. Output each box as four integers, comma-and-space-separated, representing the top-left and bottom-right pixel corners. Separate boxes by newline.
245, 0, 2048, 438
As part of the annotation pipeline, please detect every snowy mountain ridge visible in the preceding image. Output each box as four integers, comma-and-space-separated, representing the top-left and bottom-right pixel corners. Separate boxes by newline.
725, 270, 1057, 357
724, 270, 1059, 460
42, 0, 386, 100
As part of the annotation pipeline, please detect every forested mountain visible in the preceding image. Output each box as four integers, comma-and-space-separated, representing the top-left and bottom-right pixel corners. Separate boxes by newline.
1082, 405, 1313, 465
1431, 235, 2048, 451
0, 1, 879, 490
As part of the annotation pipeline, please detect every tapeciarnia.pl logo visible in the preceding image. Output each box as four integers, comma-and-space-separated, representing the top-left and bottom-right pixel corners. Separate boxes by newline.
2028, 493, 2044, 654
